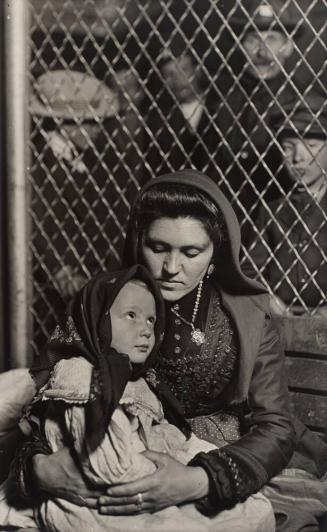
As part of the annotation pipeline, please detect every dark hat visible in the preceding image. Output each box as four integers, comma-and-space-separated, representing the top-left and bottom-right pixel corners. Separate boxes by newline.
271, 89, 327, 139
230, 0, 300, 34
30, 70, 119, 119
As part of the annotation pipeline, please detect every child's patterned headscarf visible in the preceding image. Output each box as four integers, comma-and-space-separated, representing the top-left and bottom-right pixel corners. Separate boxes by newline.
30, 265, 166, 449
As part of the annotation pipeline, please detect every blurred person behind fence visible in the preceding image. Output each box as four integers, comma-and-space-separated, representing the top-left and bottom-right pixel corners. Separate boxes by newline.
109, 59, 149, 188
30, 69, 121, 295
245, 87, 327, 317
146, 38, 222, 183
30, 70, 121, 351
215, 0, 301, 240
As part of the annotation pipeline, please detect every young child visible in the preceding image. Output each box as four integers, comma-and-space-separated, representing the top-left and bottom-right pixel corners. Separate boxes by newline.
0, 265, 273, 532
246, 88, 327, 317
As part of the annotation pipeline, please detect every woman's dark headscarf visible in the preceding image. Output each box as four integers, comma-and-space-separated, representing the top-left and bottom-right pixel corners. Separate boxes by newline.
123, 169, 266, 295
30, 265, 166, 449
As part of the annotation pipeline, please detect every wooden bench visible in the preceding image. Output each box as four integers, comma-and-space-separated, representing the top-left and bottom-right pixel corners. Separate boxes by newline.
275, 315, 327, 435
275, 315, 327, 531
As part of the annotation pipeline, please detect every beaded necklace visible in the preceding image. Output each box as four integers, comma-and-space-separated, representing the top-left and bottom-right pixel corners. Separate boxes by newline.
170, 279, 205, 346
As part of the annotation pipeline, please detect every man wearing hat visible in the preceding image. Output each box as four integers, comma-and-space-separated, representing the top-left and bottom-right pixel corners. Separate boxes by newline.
30, 69, 123, 350
230, 0, 297, 80
214, 0, 301, 239
246, 87, 327, 317
145, 38, 222, 183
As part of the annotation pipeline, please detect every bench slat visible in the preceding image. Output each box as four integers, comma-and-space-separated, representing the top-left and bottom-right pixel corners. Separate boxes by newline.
286, 357, 327, 392
289, 391, 327, 429
275, 316, 327, 356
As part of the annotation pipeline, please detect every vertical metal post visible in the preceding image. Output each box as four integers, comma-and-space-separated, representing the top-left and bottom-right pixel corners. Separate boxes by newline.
4, 0, 31, 367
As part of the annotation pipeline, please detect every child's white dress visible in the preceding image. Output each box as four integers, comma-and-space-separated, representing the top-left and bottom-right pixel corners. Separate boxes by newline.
0, 358, 274, 531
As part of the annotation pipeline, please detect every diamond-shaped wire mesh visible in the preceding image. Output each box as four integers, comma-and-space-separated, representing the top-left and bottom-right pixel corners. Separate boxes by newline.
27, 0, 327, 355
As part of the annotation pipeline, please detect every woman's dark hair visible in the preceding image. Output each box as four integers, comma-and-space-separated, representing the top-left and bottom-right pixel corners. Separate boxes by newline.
133, 182, 226, 251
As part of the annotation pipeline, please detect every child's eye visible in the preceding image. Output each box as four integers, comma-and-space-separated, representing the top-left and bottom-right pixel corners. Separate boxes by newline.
147, 316, 156, 326
126, 311, 136, 320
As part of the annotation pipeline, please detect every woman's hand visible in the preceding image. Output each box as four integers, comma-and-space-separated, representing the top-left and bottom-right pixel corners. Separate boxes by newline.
32, 448, 106, 508
98, 450, 209, 515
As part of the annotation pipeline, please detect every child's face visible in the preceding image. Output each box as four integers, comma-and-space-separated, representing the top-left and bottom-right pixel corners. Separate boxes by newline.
282, 136, 327, 189
110, 281, 156, 364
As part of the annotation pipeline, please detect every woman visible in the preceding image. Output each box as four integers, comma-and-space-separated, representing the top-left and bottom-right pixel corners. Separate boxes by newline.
15, 170, 327, 528
117, 168, 295, 513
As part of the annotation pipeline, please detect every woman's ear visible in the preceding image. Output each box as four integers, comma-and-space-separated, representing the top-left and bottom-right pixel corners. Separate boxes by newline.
206, 264, 215, 278
282, 38, 294, 59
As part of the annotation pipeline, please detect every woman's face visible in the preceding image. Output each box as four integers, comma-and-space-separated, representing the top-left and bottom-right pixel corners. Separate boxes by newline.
141, 216, 214, 302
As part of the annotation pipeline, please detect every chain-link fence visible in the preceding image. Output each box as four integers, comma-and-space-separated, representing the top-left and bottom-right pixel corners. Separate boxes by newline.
26, 0, 327, 356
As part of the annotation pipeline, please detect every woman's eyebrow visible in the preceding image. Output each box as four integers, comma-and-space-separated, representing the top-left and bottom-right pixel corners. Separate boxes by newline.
144, 237, 210, 250
144, 236, 168, 245
181, 244, 203, 250
181, 240, 211, 250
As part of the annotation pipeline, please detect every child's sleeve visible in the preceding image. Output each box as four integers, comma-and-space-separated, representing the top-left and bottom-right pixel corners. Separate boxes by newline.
12, 356, 92, 502
12, 400, 52, 503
